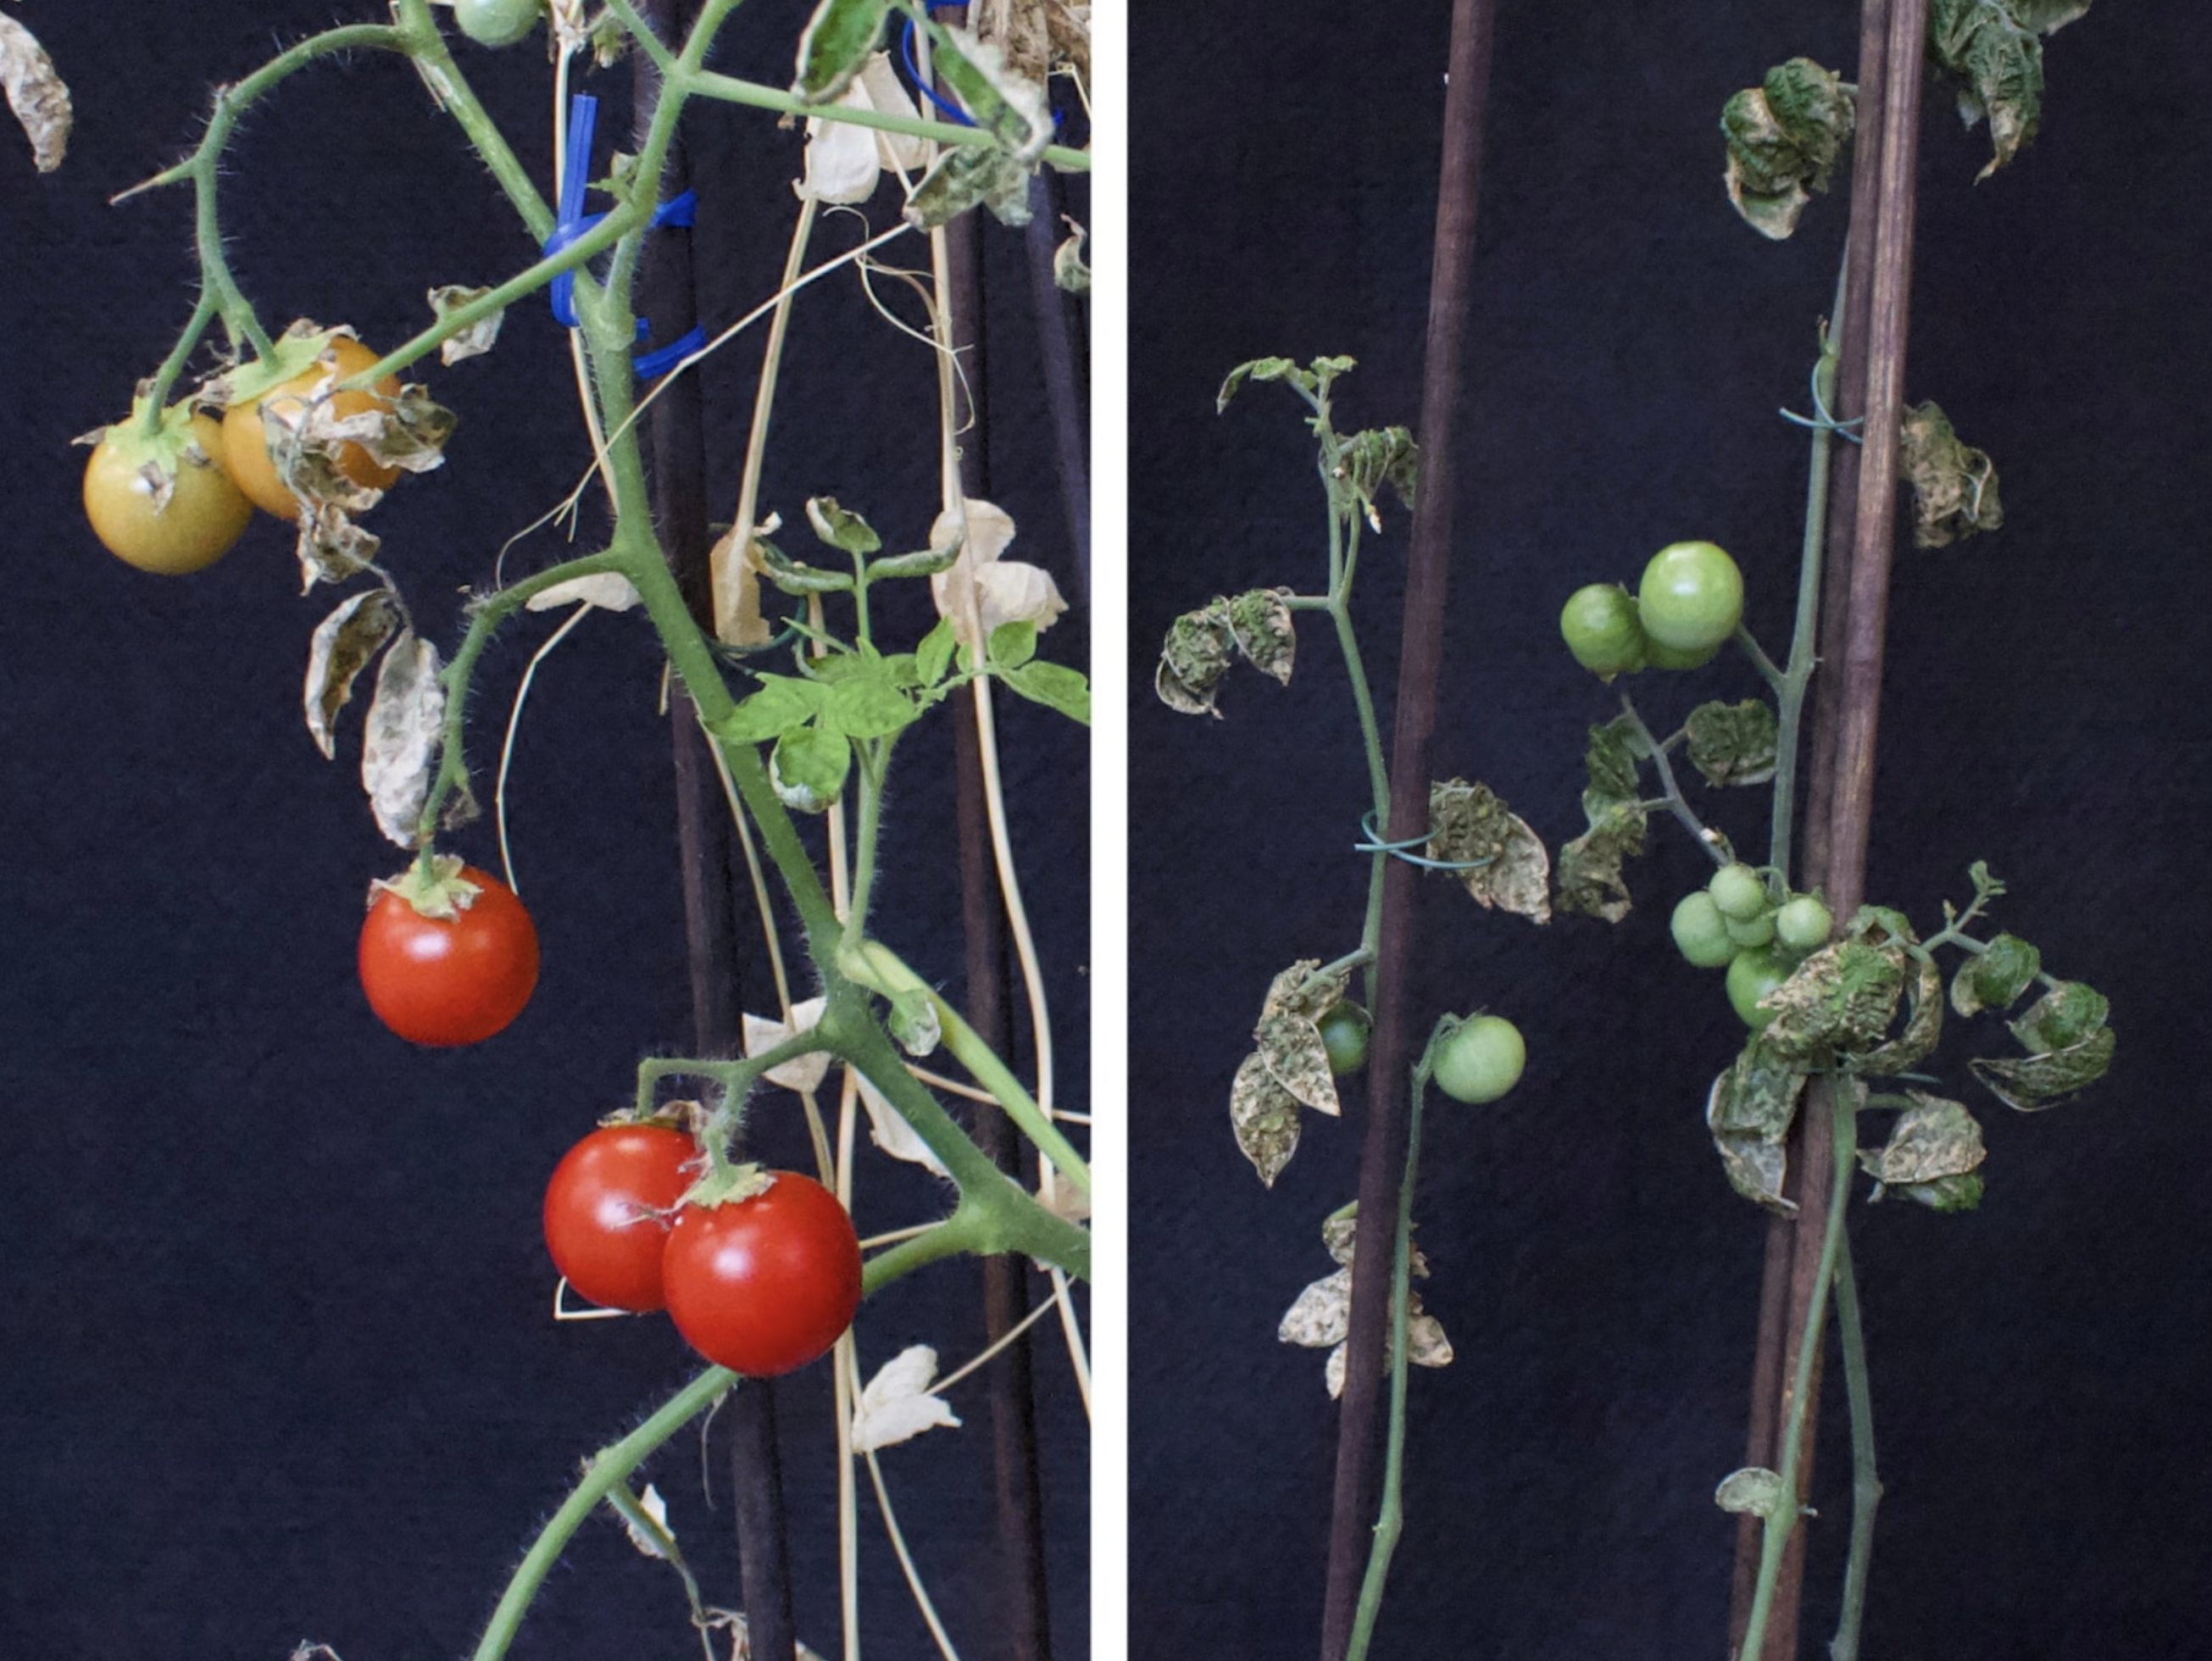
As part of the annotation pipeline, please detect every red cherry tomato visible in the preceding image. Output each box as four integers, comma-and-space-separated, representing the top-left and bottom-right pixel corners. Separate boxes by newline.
662, 1171, 863, 1377
357, 865, 539, 1046
543, 1125, 697, 1312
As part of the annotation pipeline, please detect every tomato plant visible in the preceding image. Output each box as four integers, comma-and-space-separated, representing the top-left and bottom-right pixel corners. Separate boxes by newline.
542, 1123, 696, 1313
81, 405, 253, 574
1670, 890, 1739, 969
1636, 540, 1742, 653
1430, 1014, 1526, 1105
357, 862, 539, 1047
1724, 946, 1792, 1030
1775, 894, 1833, 952
662, 1170, 864, 1379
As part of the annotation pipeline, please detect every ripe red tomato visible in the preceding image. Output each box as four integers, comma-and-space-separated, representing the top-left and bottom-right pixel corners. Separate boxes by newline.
543, 1124, 697, 1312
358, 864, 539, 1046
662, 1171, 864, 1377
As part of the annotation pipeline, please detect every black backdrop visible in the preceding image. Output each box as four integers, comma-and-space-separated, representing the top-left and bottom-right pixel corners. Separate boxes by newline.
0, 6, 1086, 1659
1132, 3, 2212, 1658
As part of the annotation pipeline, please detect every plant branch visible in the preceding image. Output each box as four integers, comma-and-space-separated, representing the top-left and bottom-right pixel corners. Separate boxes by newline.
1829, 1224, 1881, 1661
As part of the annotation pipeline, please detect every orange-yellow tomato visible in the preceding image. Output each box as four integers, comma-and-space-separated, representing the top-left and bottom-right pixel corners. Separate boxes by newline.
222, 336, 403, 519
82, 412, 253, 575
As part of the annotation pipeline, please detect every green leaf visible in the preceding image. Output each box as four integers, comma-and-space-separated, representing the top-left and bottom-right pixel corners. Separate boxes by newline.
793, 0, 891, 103
757, 540, 855, 595
1583, 715, 1648, 809
866, 540, 964, 581
1335, 426, 1420, 522
1226, 589, 1296, 686
1901, 402, 2004, 548
1859, 1092, 1988, 1192
1555, 804, 1647, 924
1427, 779, 1552, 925
769, 726, 852, 813
1970, 980, 2114, 1111
1217, 357, 1302, 413
1951, 932, 2042, 1017
1156, 600, 1237, 717
988, 619, 1039, 669
1761, 939, 1909, 1064
1894, 1170, 1987, 1211
914, 616, 959, 687
905, 145, 1033, 231
1721, 58, 1855, 239
1706, 1035, 1809, 1214
1928, 0, 2084, 180
1715, 1468, 1787, 1519
1000, 660, 1091, 725
909, 14, 1051, 161
1685, 699, 1779, 788
712, 675, 828, 743
820, 671, 920, 740
805, 496, 882, 557
1855, 949, 1946, 1077
1231, 1051, 1303, 1187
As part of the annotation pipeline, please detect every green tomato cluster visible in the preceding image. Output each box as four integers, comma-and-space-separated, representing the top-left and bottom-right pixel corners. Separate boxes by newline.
1668, 865, 1833, 1029
1559, 542, 1744, 681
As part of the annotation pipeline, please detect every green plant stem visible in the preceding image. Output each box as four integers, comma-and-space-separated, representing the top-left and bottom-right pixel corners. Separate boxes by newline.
1620, 696, 1729, 866
852, 942, 1091, 1201
1737, 1086, 1859, 1661
391, 0, 557, 240
1829, 1224, 1881, 1661
414, 549, 631, 844
126, 22, 411, 421
686, 69, 1092, 172
632, 1029, 827, 1122
1345, 1058, 1431, 1661
844, 736, 895, 949
1769, 253, 1853, 886
470, 1366, 736, 1661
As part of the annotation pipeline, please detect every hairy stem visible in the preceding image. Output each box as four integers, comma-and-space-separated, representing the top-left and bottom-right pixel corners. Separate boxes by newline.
1829, 1226, 1881, 1661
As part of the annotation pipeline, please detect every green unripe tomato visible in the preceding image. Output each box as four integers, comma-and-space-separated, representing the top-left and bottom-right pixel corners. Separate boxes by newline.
1316, 1002, 1372, 1075
1431, 1014, 1526, 1105
1559, 583, 1648, 679
1775, 895, 1834, 953
1725, 909, 1776, 949
1708, 863, 1767, 921
1643, 635, 1721, 671
454, 0, 544, 46
1637, 541, 1744, 653
1670, 891, 1737, 969
1726, 947, 1794, 1030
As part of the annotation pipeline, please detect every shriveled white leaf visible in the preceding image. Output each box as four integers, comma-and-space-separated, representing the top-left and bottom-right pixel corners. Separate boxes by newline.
0, 15, 69, 173
1279, 1265, 1351, 1350
304, 590, 400, 759
1406, 1311, 1453, 1369
854, 1071, 951, 1176
1324, 1342, 1348, 1399
615, 1483, 675, 1558
525, 571, 642, 613
930, 499, 1068, 646
851, 1345, 962, 1453
427, 285, 506, 365
1037, 1168, 1090, 1224
798, 52, 932, 203
744, 997, 832, 1092
361, 631, 447, 848
548, 0, 591, 53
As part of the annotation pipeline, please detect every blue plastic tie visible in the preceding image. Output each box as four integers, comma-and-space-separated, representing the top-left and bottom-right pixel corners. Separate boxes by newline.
901, 3, 979, 127
1354, 812, 1498, 872
545, 97, 704, 377
1780, 360, 1864, 443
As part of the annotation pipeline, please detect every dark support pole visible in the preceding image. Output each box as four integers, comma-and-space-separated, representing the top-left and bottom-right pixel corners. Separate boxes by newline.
1318, 5, 1497, 1658
942, 24, 1056, 1661
1733, 3, 1927, 1655
633, 6, 797, 1658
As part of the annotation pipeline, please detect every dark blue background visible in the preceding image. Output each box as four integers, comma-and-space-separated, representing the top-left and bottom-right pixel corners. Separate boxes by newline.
0, 6, 1086, 1658
1132, 4, 2211, 1658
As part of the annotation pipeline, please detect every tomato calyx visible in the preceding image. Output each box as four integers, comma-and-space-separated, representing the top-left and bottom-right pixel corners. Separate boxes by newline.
197, 322, 356, 410
367, 853, 489, 922
74, 397, 218, 500
676, 1159, 777, 1212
